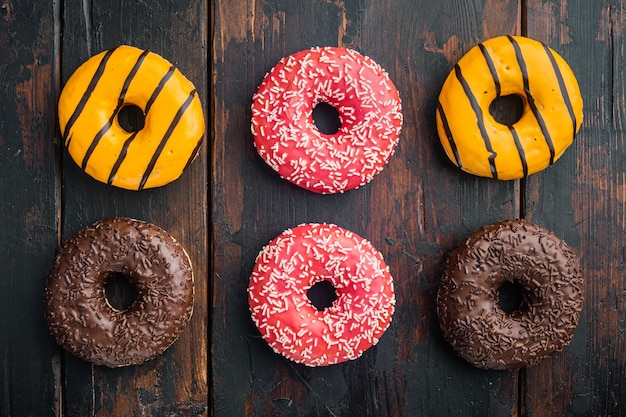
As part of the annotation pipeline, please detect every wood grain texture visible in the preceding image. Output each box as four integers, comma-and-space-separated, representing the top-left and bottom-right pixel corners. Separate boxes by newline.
212, 1, 521, 416
3, 0, 626, 415
524, 0, 626, 416
0, 0, 61, 415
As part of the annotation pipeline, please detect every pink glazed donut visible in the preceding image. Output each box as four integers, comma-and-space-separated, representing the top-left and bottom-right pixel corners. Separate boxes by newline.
248, 223, 395, 366
251, 47, 403, 194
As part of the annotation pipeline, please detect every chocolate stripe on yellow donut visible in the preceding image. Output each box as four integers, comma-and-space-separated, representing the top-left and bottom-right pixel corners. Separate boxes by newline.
478, 43, 501, 97
436, 101, 462, 168
139, 89, 197, 190
63, 47, 118, 146
454, 64, 498, 179
106, 66, 176, 185
81, 49, 150, 170
508, 36, 556, 164
182, 136, 204, 173
107, 131, 139, 185
144, 66, 176, 113
543, 44, 578, 138
508, 125, 528, 177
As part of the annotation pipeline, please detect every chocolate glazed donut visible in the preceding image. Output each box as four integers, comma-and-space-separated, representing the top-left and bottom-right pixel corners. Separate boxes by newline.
44, 217, 194, 367
436, 219, 583, 370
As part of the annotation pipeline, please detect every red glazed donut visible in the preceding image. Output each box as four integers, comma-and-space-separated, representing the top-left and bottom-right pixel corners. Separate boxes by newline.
251, 47, 403, 194
248, 223, 395, 366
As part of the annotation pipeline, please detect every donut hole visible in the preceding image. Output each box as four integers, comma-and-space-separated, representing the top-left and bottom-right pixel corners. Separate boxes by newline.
117, 104, 146, 133
307, 279, 338, 311
312, 102, 341, 135
103, 272, 138, 312
498, 280, 525, 314
489, 94, 524, 126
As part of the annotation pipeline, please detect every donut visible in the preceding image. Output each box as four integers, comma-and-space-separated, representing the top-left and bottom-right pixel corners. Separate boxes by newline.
248, 223, 395, 366
58, 45, 205, 190
436, 35, 583, 180
44, 217, 194, 367
436, 219, 583, 370
251, 46, 403, 194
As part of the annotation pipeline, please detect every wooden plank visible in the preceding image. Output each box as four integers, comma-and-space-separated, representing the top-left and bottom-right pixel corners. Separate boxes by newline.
0, 1, 61, 415
59, 0, 208, 415
524, 0, 626, 415
212, 1, 521, 415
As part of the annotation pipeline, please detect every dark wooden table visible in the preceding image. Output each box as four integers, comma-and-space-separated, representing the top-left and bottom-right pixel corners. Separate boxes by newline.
2, 0, 624, 416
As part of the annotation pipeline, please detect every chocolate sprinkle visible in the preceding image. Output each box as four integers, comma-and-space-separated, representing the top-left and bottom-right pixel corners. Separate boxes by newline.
44, 217, 194, 368
436, 219, 583, 370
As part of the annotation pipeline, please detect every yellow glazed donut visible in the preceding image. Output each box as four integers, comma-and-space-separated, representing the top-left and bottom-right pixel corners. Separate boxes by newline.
436, 35, 583, 180
58, 45, 205, 190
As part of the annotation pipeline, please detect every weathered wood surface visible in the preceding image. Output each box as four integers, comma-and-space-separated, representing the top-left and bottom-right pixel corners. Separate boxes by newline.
213, 0, 626, 416
1, 1, 59, 415
1, 0, 208, 416
2, 0, 626, 415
